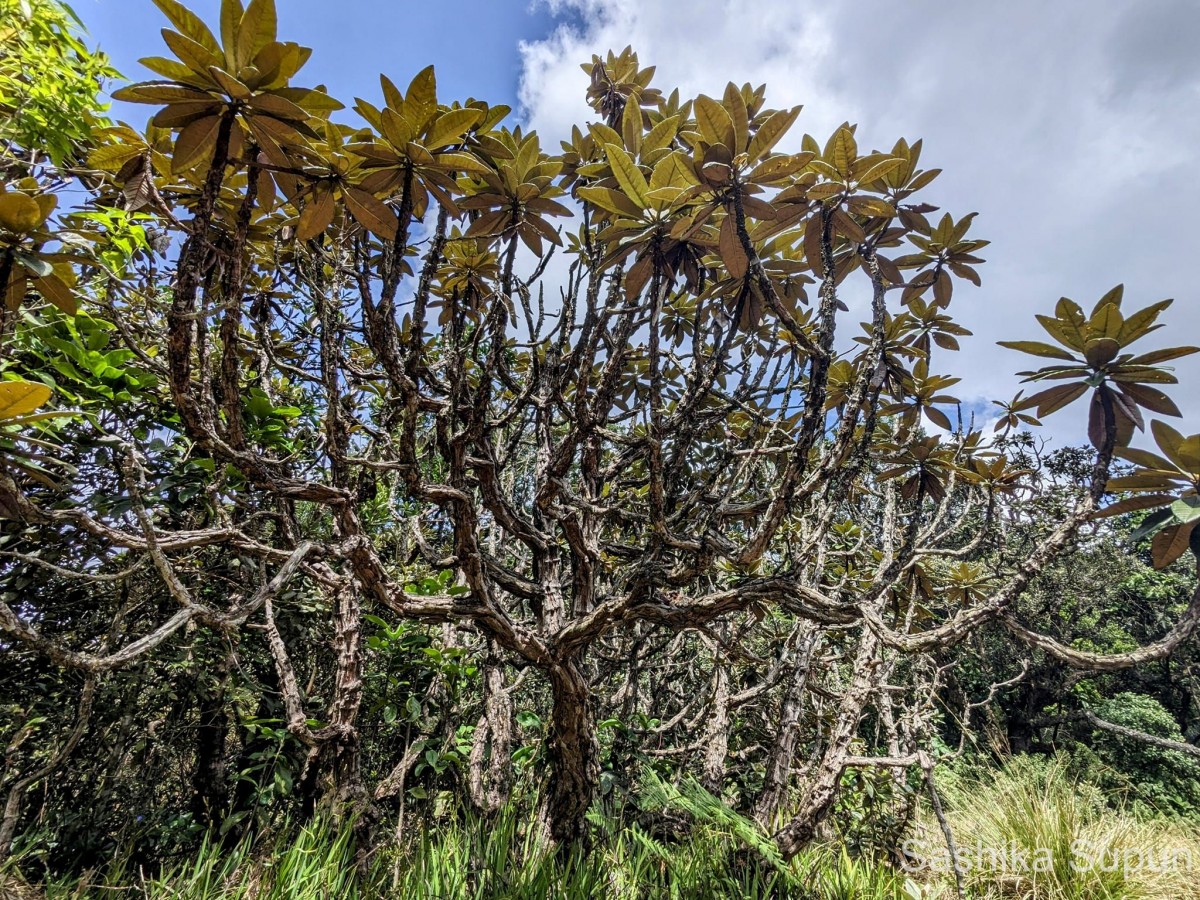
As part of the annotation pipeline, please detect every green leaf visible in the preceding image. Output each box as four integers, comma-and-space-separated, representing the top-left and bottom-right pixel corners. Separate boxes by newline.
1130, 507, 1174, 542
1171, 496, 1200, 524
604, 142, 649, 209
424, 108, 482, 150
694, 94, 734, 148
151, 0, 221, 55
748, 107, 799, 161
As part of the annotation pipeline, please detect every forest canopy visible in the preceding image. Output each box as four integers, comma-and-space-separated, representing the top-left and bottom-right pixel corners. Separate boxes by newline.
2, 0, 1200, 896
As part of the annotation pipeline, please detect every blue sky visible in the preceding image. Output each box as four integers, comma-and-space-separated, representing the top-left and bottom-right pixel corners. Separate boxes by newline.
76, 0, 569, 120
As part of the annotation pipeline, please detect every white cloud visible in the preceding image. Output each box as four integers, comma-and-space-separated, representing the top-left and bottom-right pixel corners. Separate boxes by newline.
516, 0, 1200, 448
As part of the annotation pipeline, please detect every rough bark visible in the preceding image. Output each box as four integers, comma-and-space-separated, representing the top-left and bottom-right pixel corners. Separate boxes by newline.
755, 631, 817, 825
468, 654, 513, 815
190, 652, 231, 832
700, 661, 731, 794
775, 624, 881, 858
541, 660, 599, 846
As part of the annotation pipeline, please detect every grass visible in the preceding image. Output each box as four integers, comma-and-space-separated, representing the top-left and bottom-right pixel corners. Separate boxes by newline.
3, 757, 1197, 899
920, 755, 1200, 900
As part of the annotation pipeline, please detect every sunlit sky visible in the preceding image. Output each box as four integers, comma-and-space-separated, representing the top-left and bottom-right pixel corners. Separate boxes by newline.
74, 0, 1200, 446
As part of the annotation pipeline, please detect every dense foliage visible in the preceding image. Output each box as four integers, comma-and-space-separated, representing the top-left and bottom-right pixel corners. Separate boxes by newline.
1, 1, 1199, 896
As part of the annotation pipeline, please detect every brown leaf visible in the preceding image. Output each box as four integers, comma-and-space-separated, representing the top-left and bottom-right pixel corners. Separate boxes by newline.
344, 186, 398, 240
172, 115, 222, 173
625, 253, 653, 299
830, 208, 865, 243
1027, 382, 1088, 417
1151, 521, 1196, 569
33, 275, 77, 315
719, 213, 749, 279
295, 184, 336, 241
4, 268, 27, 312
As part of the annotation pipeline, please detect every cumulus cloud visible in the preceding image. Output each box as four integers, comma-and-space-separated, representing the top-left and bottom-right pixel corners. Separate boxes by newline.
517, 0, 1200, 446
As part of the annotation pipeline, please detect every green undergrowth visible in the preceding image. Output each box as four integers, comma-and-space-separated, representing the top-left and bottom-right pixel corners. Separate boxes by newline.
4, 757, 1197, 900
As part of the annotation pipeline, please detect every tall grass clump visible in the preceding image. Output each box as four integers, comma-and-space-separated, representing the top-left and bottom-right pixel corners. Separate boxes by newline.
138, 817, 361, 900
930, 755, 1200, 900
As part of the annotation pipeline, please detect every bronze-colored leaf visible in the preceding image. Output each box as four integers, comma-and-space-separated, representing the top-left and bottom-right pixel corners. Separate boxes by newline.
151, 0, 221, 54
604, 143, 648, 209
344, 186, 398, 240
236, 0, 277, 72
827, 125, 857, 178
172, 114, 223, 173
405, 66, 438, 131
694, 94, 734, 149
1092, 494, 1174, 518
295, 184, 337, 241
719, 213, 748, 279
33, 275, 77, 315
162, 29, 224, 77
997, 340, 1077, 361
425, 108, 483, 150
621, 91, 642, 156
112, 82, 215, 104
1151, 520, 1196, 569
747, 108, 799, 161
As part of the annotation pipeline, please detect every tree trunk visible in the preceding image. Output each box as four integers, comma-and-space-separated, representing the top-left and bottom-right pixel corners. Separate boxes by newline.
700, 661, 731, 794
775, 625, 880, 858
541, 660, 599, 846
190, 652, 231, 831
329, 587, 367, 817
605, 626, 649, 795
468, 654, 513, 815
755, 631, 817, 825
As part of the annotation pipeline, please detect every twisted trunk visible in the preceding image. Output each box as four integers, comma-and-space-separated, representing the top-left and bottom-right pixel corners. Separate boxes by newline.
541, 659, 598, 845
